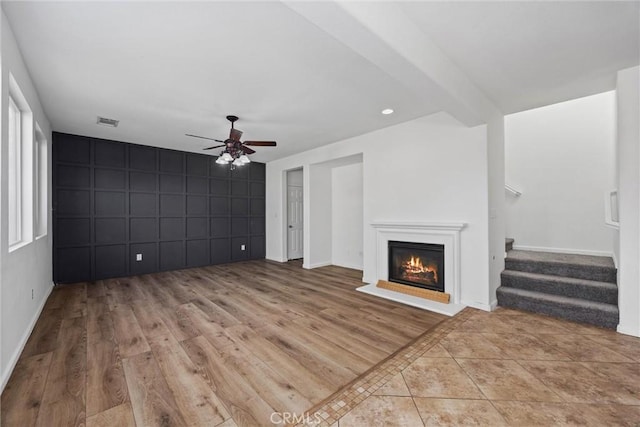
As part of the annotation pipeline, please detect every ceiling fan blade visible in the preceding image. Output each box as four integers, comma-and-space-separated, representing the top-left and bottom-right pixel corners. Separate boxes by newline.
243, 141, 277, 147
203, 144, 225, 150
230, 128, 243, 141
185, 134, 225, 143
240, 145, 256, 155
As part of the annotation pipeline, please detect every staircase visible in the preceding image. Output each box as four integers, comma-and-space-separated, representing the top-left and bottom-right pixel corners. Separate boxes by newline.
496, 240, 619, 329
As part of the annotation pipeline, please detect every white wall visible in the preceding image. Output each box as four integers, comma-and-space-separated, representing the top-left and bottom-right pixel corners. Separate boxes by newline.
505, 92, 616, 256
616, 66, 640, 337
266, 112, 491, 309
331, 162, 363, 270
306, 163, 332, 268
1, 10, 53, 390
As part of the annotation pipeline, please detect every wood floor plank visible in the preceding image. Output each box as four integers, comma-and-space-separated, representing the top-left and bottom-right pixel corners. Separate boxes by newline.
224, 325, 334, 401
181, 336, 277, 427
111, 306, 151, 358
3, 261, 445, 427
22, 309, 63, 357
153, 344, 230, 426
123, 351, 188, 427
180, 302, 237, 349
86, 402, 136, 427
36, 316, 87, 427
1, 352, 52, 427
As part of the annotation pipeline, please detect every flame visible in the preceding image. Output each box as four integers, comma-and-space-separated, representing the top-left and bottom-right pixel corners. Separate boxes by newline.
402, 256, 438, 282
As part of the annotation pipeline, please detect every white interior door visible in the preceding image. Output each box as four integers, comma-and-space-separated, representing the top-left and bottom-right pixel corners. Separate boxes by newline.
287, 185, 304, 260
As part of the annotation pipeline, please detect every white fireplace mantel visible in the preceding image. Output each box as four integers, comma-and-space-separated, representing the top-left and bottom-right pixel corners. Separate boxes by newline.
358, 221, 467, 316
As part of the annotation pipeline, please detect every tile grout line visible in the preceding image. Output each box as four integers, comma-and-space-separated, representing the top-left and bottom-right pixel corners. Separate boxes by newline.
297, 308, 477, 427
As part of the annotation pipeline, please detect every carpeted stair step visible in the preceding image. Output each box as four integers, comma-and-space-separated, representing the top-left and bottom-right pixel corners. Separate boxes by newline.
505, 238, 514, 252
501, 270, 618, 305
505, 250, 616, 283
496, 286, 618, 329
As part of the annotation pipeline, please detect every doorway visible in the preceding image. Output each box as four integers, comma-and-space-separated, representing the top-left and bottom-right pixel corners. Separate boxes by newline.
286, 169, 303, 260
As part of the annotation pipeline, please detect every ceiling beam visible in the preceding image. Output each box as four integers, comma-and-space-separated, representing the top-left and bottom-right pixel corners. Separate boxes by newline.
284, 1, 501, 126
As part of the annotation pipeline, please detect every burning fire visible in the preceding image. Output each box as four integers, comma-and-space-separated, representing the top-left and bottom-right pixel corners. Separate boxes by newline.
403, 256, 438, 283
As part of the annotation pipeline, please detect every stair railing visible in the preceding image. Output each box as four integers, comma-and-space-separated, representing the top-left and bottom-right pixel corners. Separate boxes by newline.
505, 184, 522, 197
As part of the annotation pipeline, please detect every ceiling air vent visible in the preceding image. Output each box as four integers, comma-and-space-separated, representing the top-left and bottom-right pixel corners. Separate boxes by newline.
96, 116, 119, 127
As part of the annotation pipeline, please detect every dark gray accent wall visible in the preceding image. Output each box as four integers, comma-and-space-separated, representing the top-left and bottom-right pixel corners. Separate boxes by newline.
52, 132, 266, 283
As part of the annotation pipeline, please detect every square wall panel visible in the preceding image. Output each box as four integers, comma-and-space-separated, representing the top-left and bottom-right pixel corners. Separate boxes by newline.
55, 134, 90, 164
187, 176, 208, 194
130, 242, 157, 274
210, 162, 229, 179
249, 182, 265, 197
56, 246, 91, 283
95, 168, 126, 190
250, 199, 265, 216
130, 193, 157, 216
211, 217, 229, 238
210, 179, 229, 196
231, 198, 248, 216
187, 154, 209, 176
186, 239, 209, 267
160, 241, 185, 271
95, 191, 126, 216
209, 197, 229, 216
130, 218, 157, 242
250, 235, 265, 259
210, 238, 230, 264
95, 140, 126, 168
129, 145, 157, 171
160, 150, 184, 173
95, 218, 126, 244
56, 218, 91, 246
57, 190, 90, 215
231, 237, 248, 261
250, 163, 265, 181
57, 165, 90, 188
160, 174, 183, 193
231, 181, 248, 196
130, 172, 156, 191
187, 195, 208, 216
160, 217, 184, 241
95, 244, 127, 279
250, 218, 265, 235
231, 217, 248, 237
230, 166, 248, 180
187, 217, 208, 239
160, 194, 184, 216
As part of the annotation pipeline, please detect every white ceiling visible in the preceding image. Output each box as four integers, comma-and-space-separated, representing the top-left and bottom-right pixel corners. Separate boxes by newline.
3, 1, 638, 162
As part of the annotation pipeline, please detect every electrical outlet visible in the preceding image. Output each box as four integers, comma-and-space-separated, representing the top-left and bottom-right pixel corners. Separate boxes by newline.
136, 253, 143, 261
241, 244, 246, 251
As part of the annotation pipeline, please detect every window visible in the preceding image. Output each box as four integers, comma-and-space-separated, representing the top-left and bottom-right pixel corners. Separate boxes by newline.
8, 76, 34, 250
8, 96, 22, 246
35, 125, 47, 238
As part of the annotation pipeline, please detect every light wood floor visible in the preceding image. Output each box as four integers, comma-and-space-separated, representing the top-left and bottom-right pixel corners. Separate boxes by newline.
1, 260, 445, 427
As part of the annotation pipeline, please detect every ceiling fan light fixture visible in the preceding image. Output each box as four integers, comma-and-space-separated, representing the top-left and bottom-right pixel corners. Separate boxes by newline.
215, 157, 228, 165
239, 155, 251, 164
221, 152, 234, 162
232, 158, 244, 166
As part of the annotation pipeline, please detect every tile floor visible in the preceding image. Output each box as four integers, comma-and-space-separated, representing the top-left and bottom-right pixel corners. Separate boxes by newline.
302, 308, 640, 426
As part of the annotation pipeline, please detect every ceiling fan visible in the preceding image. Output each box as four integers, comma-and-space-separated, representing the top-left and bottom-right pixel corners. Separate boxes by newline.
186, 115, 277, 167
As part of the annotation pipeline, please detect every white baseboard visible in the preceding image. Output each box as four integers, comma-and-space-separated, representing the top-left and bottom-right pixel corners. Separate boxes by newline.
266, 255, 287, 263
462, 299, 493, 312
303, 261, 332, 269
1, 282, 54, 392
490, 299, 498, 311
617, 323, 640, 338
332, 261, 364, 271
512, 244, 614, 259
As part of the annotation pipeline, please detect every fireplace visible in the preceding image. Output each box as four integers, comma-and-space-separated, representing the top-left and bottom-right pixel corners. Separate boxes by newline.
388, 241, 445, 292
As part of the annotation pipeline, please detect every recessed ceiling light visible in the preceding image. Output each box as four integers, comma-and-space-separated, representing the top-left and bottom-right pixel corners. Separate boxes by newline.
96, 116, 119, 127
381, 108, 394, 115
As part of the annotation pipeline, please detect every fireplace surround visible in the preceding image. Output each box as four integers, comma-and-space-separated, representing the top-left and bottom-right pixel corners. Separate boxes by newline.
358, 221, 467, 316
